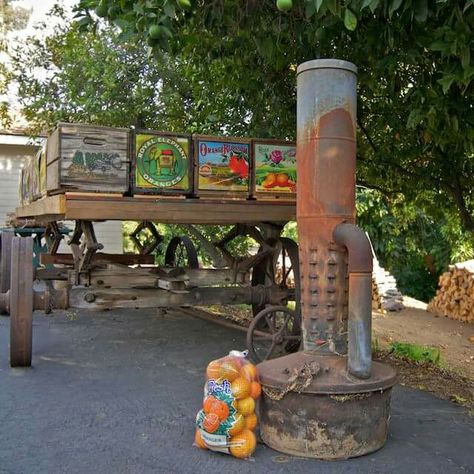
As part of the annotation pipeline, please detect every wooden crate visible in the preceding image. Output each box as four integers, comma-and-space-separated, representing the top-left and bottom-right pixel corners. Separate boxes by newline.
38, 143, 47, 197
132, 130, 193, 195
46, 123, 130, 194
193, 134, 252, 199
251, 139, 296, 200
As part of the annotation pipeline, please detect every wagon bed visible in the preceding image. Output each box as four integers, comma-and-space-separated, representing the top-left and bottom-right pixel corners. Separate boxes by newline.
16, 193, 296, 224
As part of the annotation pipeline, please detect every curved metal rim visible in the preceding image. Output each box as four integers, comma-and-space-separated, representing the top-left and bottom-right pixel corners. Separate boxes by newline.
10, 236, 33, 368
164, 235, 199, 269
297, 59, 358, 76
247, 305, 301, 363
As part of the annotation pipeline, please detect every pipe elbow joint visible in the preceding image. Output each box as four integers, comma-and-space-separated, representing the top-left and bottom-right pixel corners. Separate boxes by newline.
333, 223, 373, 273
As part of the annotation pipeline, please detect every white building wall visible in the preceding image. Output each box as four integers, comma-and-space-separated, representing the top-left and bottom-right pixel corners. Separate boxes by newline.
0, 139, 123, 254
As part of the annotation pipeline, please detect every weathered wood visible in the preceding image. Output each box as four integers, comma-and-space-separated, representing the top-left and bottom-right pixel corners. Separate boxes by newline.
39, 252, 154, 266
82, 266, 249, 288
35, 267, 69, 281
68, 284, 287, 310
46, 123, 129, 194
16, 194, 295, 224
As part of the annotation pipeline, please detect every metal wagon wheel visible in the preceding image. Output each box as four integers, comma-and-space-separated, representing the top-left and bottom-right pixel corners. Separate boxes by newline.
251, 237, 301, 319
246, 305, 302, 363
165, 236, 199, 269
10, 236, 34, 367
0, 230, 14, 300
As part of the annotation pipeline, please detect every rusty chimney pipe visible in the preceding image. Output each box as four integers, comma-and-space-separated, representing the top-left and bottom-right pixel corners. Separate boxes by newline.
297, 59, 373, 378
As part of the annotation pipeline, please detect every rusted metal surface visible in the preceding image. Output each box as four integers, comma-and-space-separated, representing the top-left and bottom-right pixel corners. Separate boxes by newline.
258, 351, 396, 459
296, 59, 357, 354
10, 237, 33, 367
259, 385, 393, 460
258, 351, 396, 394
256, 59, 396, 460
333, 222, 373, 379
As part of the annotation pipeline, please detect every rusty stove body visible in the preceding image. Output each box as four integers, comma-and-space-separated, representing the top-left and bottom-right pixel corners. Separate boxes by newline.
257, 59, 397, 459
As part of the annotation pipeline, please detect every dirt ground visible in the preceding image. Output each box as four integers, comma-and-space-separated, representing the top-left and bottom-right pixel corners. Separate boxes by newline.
373, 297, 474, 379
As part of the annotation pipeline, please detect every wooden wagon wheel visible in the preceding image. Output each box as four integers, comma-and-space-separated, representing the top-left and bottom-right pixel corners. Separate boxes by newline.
10, 236, 34, 367
251, 237, 301, 320
165, 236, 199, 269
0, 230, 14, 301
246, 305, 301, 363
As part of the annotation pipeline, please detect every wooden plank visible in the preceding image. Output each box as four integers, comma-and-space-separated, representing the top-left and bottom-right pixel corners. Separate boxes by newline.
15, 194, 295, 223
16, 194, 65, 219
39, 252, 154, 266
68, 286, 254, 310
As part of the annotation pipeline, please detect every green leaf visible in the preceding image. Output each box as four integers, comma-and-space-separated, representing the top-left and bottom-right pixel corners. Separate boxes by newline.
414, 0, 428, 22
315, 0, 324, 12
461, 47, 470, 69
344, 8, 357, 31
163, 2, 176, 18
326, 0, 338, 15
389, 0, 403, 17
368, 0, 380, 12
305, 0, 317, 18
438, 74, 455, 94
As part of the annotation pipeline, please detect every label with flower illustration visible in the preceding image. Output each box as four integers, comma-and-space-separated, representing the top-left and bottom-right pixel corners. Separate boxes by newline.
254, 142, 296, 194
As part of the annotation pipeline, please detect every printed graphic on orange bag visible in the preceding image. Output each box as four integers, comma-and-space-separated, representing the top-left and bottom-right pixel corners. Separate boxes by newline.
193, 350, 261, 459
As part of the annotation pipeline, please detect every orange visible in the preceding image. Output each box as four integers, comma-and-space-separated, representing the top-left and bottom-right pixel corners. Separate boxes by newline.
203, 395, 217, 414
203, 413, 220, 433
219, 359, 240, 382
194, 429, 207, 449
240, 363, 258, 382
231, 377, 251, 399
210, 400, 229, 421
245, 413, 258, 431
236, 396, 255, 416
206, 360, 221, 380
228, 412, 245, 436
229, 429, 257, 459
249, 381, 262, 399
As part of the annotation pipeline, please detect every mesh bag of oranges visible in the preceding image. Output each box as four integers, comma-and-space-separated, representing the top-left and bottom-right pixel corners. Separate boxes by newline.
194, 350, 262, 459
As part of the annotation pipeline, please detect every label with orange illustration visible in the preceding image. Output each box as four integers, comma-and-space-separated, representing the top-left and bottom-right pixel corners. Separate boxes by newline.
254, 142, 296, 194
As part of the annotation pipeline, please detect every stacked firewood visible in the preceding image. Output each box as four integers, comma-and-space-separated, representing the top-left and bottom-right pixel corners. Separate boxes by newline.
371, 264, 404, 312
427, 260, 474, 323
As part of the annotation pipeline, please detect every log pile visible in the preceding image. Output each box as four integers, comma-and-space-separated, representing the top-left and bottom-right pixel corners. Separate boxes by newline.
427, 260, 474, 324
371, 264, 404, 312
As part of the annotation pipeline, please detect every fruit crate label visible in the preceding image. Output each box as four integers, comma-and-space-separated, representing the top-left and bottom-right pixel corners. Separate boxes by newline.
199, 430, 230, 453
197, 140, 250, 192
254, 143, 296, 193
135, 134, 190, 190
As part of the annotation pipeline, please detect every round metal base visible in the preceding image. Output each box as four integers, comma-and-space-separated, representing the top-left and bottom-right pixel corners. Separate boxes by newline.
257, 352, 397, 460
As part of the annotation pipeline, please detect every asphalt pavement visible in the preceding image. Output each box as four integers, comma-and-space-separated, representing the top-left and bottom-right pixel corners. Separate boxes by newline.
0, 308, 472, 474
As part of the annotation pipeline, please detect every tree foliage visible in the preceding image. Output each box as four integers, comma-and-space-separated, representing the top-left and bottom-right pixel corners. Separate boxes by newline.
74, 0, 474, 234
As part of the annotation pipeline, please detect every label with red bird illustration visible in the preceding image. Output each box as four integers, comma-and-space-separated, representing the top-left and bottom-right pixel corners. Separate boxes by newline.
254, 143, 296, 194
197, 140, 250, 192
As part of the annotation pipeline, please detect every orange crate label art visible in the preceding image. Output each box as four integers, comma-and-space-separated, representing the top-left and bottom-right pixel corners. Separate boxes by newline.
135, 134, 190, 190
198, 140, 250, 192
254, 143, 296, 193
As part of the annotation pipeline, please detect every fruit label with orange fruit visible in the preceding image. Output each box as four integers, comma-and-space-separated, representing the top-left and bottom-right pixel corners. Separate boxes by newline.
194, 350, 261, 459
253, 142, 296, 195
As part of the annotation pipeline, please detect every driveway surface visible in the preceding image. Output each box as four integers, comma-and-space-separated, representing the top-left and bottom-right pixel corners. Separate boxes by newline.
0, 308, 472, 473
